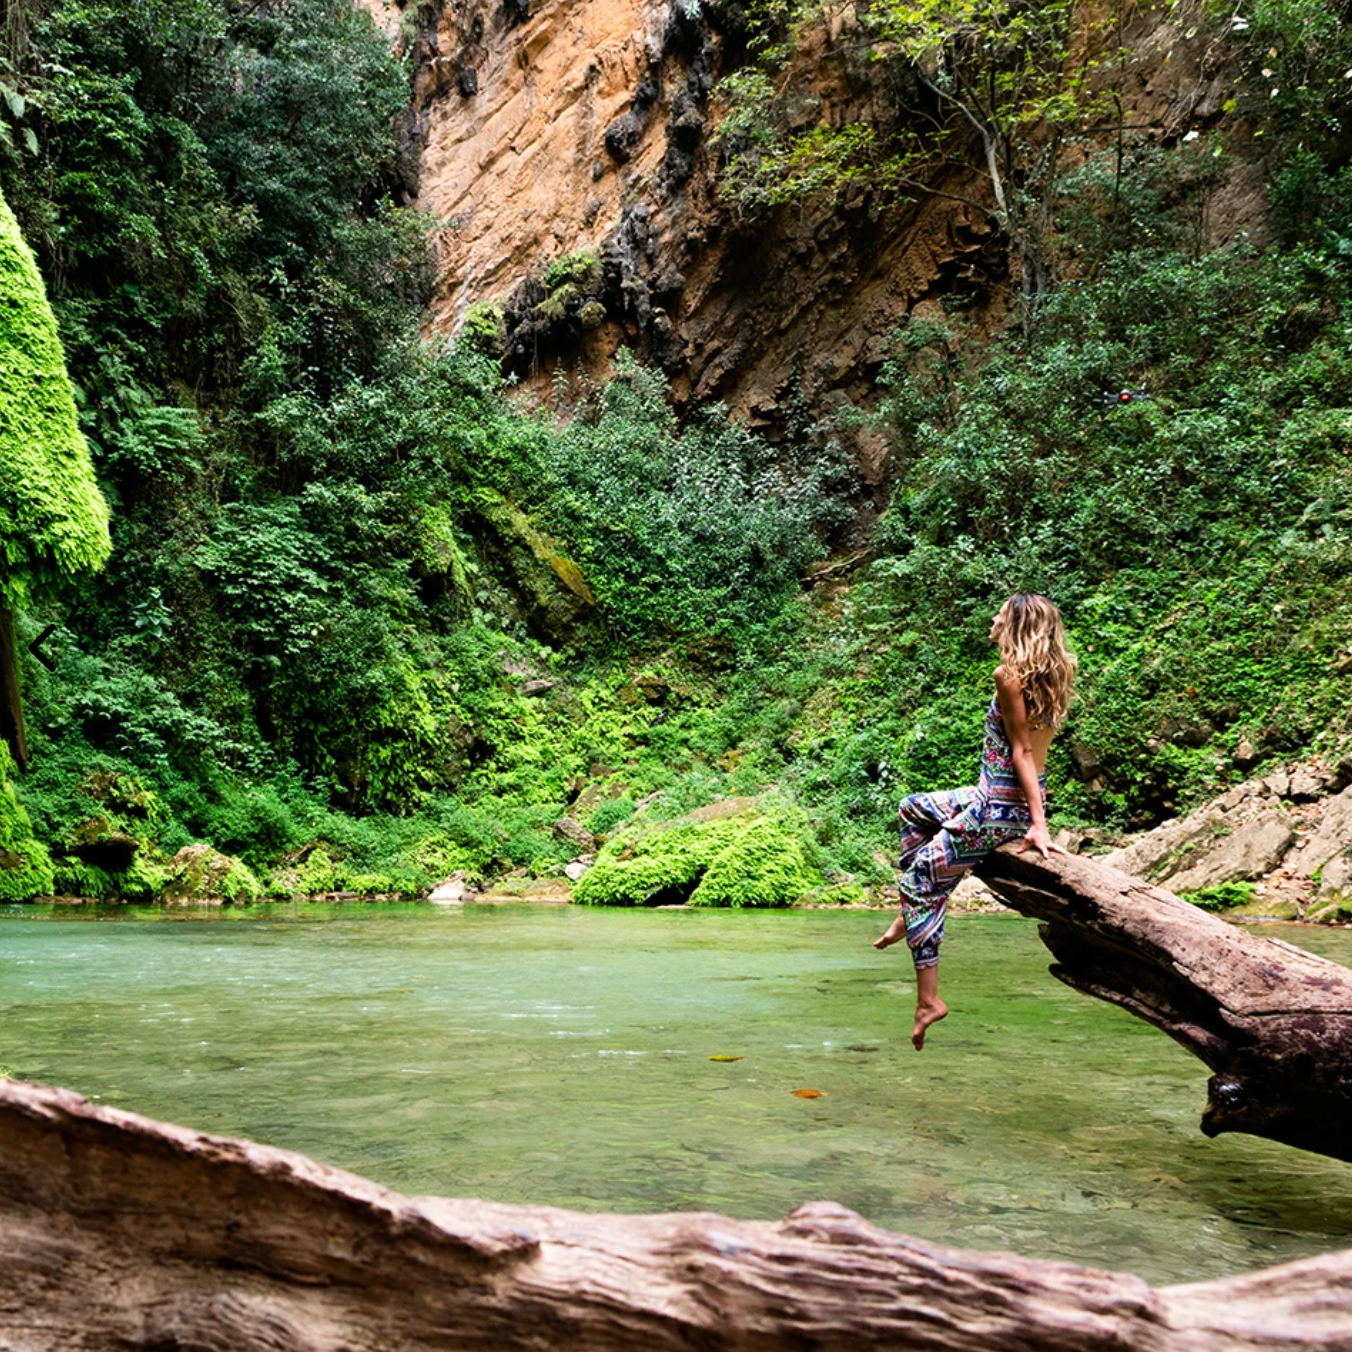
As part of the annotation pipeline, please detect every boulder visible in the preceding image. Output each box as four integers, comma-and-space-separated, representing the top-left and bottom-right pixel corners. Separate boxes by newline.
162, 845, 261, 906
1289, 770, 1323, 802
1288, 787, 1352, 878
1167, 810, 1296, 893
429, 871, 472, 904
1102, 807, 1226, 881
564, 860, 590, 882
66, 817, 139, 871
1319, 851, 1352, 897
552, 817, 596, 852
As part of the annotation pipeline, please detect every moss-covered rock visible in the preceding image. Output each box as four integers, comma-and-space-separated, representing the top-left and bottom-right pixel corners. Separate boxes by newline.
0, 186, 111, 606
162, 844, 261, 905
574, 807, 815, 907
51, 853, 170, 903
0, 741, 54, 900
689, 815, 814, 907
475, 490, 595, 638
296, 847, 340, 894
413, 501, 474, 603
45, 768, 167, 897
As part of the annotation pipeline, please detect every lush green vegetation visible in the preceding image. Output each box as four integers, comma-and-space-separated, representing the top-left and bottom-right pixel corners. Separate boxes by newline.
0, 0, 1349, 904
1180, 880, 1257, 912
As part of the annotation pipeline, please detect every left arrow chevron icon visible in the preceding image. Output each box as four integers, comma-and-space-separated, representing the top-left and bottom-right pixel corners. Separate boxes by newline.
27, 624, 58, 672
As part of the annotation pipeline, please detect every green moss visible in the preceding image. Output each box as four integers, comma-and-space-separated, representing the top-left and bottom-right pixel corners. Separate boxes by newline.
461, 301, 505, 355
476, 490, 596, 627
1180, 880, 1257, 912
574, 810, 815, 907
533, 285, 575, 326
579, 300, 607, 330
162, 845, 261, 904
690, 816, 814, 907
0, 187, 111, 606
0, 741, 54, 900
52, 852, 170, 902
543, 251, 601, 292
414, 502, 474, 602
297, 847, 340, 894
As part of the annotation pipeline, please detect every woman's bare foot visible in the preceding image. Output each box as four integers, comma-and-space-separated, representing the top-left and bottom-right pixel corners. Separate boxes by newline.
873, 917, 906, 950
912, 998, 947, 1050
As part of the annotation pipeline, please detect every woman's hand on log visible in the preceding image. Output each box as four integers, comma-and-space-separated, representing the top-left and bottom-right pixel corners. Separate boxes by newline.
1017, 824, 1066, 859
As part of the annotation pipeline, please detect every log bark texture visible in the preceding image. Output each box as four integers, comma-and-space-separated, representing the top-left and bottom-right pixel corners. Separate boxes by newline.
976, 846, 1352, 1161
0, 1078, 1351, 1351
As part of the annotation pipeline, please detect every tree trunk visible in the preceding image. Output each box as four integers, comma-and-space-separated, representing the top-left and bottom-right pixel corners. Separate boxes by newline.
0, 1077, 1349, 1351
0, 607, 27, 770
976, 846, 1352, 1162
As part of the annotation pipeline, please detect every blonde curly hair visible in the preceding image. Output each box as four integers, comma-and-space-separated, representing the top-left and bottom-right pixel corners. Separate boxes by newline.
996, 593, 1076, 730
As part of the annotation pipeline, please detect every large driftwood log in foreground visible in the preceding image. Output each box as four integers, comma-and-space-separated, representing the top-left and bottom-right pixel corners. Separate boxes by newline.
977, 846, 1352, 1161
1, 1079, 1351, 1351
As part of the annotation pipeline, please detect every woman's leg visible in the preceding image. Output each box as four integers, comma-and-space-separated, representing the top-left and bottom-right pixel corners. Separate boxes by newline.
876, 789, 971, 951
912, 960, 947, 1050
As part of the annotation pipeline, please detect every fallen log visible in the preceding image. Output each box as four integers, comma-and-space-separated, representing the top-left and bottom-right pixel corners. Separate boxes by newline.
0, 1078, 1350, 1351
976, 845, 1352, 1162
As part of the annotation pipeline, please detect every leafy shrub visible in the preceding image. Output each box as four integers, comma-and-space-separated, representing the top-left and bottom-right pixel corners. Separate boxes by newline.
1181, 881, 1257, 912
529, 352, 851, 647
575, 811, 816, 906
0, 743, 55, 900
51, 853, 169, 902
688, 816, 814, 907
586, 795, 635, 836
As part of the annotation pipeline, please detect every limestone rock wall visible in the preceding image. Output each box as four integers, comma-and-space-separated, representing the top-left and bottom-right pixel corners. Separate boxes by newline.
358, 0, 1006, 480
358, 0, 1270, 468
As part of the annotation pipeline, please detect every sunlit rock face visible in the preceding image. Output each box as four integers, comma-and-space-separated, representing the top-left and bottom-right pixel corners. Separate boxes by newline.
357, 0, 1002, 477
357, 0, 1267, 465
363, 0, 670, 322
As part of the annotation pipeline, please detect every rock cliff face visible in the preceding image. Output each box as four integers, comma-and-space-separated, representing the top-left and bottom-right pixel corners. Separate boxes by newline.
360, 0, 1268, 460
360, 0, 1005, 471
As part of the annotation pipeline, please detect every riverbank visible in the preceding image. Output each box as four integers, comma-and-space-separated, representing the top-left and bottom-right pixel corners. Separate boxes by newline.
9, 745, 1352, 920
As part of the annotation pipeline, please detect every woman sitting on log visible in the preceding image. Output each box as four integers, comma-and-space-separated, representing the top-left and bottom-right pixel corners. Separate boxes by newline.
875, 593, 1077, 1049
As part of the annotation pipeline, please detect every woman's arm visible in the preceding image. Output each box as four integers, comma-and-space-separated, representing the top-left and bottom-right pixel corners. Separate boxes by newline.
994, 667, 1064, 860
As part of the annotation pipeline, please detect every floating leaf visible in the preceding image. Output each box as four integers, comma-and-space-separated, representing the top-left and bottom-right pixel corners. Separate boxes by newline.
793, 1089, 826, 1098
708, 1054, 743, 1061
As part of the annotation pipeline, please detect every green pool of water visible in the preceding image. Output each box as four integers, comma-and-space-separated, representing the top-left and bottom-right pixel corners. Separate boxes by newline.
3, 902, 1351, 1284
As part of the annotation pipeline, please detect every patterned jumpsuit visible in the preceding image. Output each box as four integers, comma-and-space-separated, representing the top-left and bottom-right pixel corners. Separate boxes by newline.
898, 695, 1046, 969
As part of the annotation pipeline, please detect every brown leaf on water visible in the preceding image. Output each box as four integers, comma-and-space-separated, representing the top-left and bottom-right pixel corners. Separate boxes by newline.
793, 1089, 826, 1098
708, 1055, 744, 1062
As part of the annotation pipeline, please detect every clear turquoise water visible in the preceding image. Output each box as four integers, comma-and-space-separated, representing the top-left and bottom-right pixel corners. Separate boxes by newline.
2, 902, 1351, 1285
